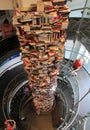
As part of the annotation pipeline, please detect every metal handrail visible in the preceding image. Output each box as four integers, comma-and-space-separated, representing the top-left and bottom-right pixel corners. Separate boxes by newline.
56, 64, 80, 130
2, 71, 27, 119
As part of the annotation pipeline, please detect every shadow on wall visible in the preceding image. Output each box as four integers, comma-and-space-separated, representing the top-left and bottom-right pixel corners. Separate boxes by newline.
0, 35, 20, 57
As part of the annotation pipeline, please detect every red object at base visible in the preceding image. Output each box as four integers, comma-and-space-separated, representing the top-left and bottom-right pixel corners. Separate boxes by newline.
4, 120, 15, 130
74, 59, 83, 69
7, 124, 13, 130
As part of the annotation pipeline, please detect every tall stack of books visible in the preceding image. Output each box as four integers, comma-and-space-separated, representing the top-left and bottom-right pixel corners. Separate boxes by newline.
13, 0, 70, 114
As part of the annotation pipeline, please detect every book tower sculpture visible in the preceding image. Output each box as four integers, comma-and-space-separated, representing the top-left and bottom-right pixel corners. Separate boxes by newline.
13, 0, 70, 114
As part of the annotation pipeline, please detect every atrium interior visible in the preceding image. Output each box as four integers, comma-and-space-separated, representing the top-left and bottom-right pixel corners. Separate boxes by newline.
0, 0, 90, 130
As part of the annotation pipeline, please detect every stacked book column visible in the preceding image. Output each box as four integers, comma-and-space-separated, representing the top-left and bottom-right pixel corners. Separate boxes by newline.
13, 0, 70, 114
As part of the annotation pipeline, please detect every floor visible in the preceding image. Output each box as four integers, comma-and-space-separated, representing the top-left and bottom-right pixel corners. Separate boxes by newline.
19, 97, 64, 130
